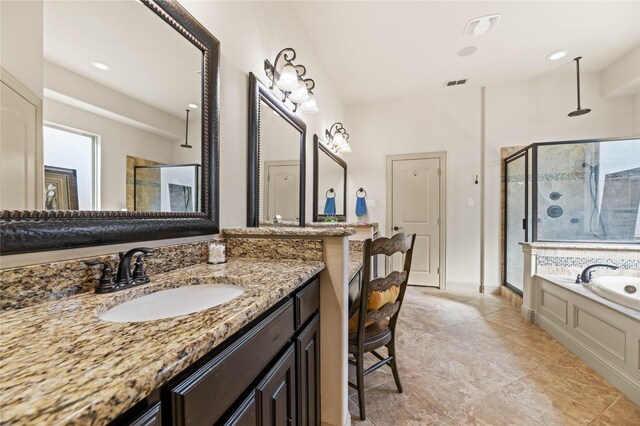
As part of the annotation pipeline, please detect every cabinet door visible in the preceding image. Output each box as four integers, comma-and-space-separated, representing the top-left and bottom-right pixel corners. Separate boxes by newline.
256, 345, 296, 426
296, 314, 320, 426
223, 393, 257, 426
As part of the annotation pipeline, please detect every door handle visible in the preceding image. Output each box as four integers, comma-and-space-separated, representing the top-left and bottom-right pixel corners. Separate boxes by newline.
393, 226, 404, 231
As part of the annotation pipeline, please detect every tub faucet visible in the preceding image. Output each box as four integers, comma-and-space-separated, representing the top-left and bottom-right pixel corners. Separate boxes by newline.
578, 264, 618, 284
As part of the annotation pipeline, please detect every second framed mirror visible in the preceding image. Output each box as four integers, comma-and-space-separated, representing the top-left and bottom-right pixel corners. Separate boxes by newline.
313, 134, 347, 222
248, 73, 306, 227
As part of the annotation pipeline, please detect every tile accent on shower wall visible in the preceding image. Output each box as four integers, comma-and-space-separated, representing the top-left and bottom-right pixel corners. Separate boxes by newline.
503, 172, 587, 182
0, 240, 213, 311
537, 255, 639, 270
226, 238, 323, 262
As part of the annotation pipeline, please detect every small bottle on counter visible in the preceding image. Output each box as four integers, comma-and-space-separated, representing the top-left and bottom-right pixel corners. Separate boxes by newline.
208, 241, 226, 264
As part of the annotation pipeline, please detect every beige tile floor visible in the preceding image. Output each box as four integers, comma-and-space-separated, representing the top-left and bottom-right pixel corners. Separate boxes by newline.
348, 286, 640, 426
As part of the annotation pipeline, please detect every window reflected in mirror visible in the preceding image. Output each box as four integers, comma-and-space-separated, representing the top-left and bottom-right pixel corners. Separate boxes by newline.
0, 0, 204, 213
258, 100, 302, 223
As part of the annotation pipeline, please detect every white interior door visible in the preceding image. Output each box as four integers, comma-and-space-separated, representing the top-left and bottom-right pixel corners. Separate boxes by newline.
265, 162, 299, 221
391, 156, 441, 287
1, 81, 39, 210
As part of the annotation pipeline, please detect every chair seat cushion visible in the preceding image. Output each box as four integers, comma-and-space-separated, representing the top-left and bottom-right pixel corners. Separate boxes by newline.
348, 319, 392, 353
348, 285, 399, 333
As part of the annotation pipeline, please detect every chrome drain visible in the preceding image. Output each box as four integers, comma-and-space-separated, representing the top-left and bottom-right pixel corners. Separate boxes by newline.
624, 285, 637, 294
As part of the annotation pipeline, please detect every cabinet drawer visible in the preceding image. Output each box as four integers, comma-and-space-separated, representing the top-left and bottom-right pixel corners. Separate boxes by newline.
169, 300, 295, 426
295, 278, 319, 329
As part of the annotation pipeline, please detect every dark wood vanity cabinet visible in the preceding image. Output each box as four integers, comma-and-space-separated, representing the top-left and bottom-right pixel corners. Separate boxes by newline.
115, 275, 320, 426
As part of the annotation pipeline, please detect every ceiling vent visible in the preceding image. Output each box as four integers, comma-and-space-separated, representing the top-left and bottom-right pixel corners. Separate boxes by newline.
445, 79, 468, 87
464, 14, 501, 36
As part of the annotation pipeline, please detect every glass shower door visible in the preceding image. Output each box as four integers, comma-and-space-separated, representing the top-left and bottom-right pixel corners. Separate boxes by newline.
505, 153, 527, 293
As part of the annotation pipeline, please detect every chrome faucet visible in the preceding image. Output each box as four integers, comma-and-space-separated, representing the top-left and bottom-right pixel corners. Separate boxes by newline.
577, 264, 618, 284
86, 247, 154, 293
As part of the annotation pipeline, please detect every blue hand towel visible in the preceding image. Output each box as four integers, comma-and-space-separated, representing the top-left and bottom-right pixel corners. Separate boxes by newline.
324, 196, 336, 215
355, 196, 367, 216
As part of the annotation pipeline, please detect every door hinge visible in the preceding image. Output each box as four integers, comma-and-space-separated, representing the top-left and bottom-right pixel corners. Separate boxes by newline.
438, 168, 441, 176
438, 218, 441, 225
437, 267, 440, 274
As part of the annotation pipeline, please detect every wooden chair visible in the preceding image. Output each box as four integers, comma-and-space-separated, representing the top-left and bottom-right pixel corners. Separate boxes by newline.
348, 233, 416, 420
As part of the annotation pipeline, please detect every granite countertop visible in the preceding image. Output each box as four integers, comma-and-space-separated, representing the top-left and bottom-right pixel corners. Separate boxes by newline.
521, 242, 640, 251
537, 274, 640, 321
1, 258, 324, 425
307, 222, 378, 229
223, 226, 356, 237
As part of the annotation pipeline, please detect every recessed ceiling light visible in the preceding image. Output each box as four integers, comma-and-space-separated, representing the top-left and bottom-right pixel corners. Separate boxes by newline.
458, 46, 478, 57
91, 61, 111, 71
188, 103, 199, 109
546, 50, 568, 61
464, 14, 501, 36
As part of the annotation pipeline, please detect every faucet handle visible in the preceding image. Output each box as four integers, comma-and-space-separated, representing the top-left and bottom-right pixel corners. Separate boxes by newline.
84, 260, 117, 293
132, 252, 152, 284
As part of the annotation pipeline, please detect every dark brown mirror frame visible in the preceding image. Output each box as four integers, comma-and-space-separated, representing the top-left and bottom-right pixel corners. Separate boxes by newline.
313, 134, 347, 222
247, 72, 306, 227
0, 0, 220, 255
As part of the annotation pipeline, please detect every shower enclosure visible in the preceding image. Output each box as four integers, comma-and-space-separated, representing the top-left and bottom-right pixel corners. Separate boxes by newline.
504, 137, 640, 294
133, 164, 201, 212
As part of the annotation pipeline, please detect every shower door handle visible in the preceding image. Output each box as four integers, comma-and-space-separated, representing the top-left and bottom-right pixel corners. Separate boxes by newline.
522, 218, 527, 230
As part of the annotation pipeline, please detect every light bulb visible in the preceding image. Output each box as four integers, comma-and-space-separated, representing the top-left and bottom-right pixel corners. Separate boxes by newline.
276, 63, 300, 92
340, 143, 352, 153
299, 93, 318, 113
288, 82, 310, 103
333, 132, 344, 146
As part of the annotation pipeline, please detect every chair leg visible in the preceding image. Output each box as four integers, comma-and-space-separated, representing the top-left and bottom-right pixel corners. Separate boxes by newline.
387, 337, 403, 393
355, 353, 367, 420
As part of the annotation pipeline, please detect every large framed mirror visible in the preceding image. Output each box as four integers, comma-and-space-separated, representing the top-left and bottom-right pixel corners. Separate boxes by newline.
313, 135, 347, 222
0, 0, 220, 254
247, 73, 306, 227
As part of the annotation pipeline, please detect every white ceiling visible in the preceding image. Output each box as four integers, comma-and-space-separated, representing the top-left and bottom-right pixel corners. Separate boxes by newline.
43, 0, 202, 118
292, 1, 640, 105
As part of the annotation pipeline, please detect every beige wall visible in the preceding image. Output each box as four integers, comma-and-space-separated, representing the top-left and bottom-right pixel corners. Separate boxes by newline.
0, 1, 43, 97
346, 70, 637, 287
346, 89, 483, 286
180, 0, 347, 227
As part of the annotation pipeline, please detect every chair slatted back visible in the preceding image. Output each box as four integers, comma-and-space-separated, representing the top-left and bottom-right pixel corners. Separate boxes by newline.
354, 233, 416, 348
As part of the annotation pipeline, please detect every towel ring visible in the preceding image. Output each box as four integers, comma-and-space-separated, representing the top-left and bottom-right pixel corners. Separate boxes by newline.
325, 188, 335, 198
356, 188, 367, 198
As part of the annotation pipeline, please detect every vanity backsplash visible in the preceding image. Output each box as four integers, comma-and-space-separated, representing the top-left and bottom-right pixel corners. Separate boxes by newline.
0, 240, 214, 311
226, 238, 322, 261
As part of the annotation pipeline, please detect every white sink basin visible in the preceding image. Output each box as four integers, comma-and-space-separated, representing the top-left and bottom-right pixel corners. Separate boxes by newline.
99, 284, 244, 323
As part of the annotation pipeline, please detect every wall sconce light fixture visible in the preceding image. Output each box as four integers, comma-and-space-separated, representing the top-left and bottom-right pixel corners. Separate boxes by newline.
325, 122, 351, 154
265, 48, 318, 113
